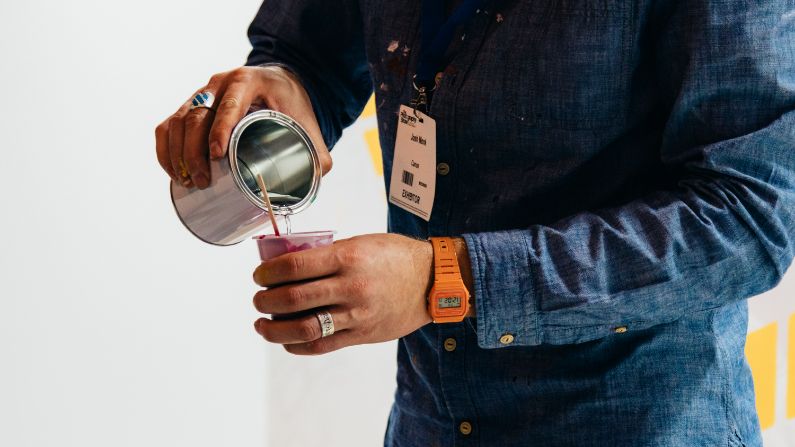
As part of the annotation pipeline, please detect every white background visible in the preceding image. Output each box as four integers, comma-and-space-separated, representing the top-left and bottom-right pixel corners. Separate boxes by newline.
0, 1, 792, 446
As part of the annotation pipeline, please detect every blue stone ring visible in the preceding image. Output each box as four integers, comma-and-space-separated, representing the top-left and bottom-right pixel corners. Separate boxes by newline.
189, 91, 216, 111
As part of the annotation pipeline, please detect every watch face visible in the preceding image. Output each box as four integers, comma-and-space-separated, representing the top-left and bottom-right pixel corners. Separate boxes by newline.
437, 296, 462, 309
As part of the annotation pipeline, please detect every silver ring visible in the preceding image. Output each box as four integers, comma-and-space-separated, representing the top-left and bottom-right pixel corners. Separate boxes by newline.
315, 311, 335, 338
190, 91, 215, 110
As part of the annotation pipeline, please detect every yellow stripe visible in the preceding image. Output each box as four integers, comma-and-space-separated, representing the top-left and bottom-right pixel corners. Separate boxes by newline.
746, 322, 778, 429
788, 313, 795, 419
364, 128, 383, 177
361, 95, 376, 119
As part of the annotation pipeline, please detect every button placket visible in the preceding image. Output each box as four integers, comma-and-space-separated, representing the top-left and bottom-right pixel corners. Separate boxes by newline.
437, 324, 480, 444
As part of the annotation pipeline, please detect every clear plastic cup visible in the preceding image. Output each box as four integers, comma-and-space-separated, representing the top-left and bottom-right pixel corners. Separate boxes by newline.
253, 231, 335, 261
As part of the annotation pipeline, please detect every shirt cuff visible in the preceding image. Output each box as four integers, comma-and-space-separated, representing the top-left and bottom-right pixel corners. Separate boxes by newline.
463, 230, 541, 349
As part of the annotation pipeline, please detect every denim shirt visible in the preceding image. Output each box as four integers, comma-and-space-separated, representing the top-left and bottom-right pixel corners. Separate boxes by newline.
246, 1, 795, 445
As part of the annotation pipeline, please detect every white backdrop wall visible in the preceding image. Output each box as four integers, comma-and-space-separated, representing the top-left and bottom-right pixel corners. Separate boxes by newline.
0, 1, 793, 446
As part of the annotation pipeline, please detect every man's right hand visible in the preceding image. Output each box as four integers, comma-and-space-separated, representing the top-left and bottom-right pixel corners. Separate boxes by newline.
155, 65, 332, 189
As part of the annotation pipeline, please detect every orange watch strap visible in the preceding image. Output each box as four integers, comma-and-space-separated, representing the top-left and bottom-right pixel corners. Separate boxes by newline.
430, 237, 462, 281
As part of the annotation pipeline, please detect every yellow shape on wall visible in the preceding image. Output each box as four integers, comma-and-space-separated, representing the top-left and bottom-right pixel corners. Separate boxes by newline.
788, 313, 795, 419
364, 128, 383, 177
361, 95, 376, 119
746, 322, 778, 430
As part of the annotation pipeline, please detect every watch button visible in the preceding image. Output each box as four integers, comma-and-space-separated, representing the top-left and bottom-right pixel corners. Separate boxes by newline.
443, 338, 457, 352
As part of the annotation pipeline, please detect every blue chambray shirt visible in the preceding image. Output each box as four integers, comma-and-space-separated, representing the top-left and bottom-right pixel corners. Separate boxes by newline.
246, 1, 795, 445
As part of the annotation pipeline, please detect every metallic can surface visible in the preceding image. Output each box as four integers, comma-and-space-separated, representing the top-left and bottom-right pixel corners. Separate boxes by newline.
170, 110, 322, 246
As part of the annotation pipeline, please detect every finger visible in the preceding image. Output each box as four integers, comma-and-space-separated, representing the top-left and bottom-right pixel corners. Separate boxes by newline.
253, 278, 340, 315
182, 107, 214, 189
253, 244, 343, 287
208, 81, 252, 159
283, 329, 360, 356
155, 119, 178, 182
182, 77, 230, 189
168, 104, 191, 187
254, 308, 350, 345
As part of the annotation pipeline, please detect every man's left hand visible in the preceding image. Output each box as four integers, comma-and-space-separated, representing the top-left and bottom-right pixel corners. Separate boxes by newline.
252, 233, 435, 355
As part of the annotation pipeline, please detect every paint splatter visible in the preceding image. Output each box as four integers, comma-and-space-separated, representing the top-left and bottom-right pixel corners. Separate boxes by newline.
387, 40, 400, 53
496, 13, 504, 23
379, 82, 390, 92
402, 45, 411, 57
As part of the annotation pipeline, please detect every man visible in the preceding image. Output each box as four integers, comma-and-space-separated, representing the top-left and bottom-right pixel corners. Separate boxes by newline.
156, 1, 795, 445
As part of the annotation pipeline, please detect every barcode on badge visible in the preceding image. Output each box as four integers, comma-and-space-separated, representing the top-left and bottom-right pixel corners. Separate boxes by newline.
401, 170, 414, 186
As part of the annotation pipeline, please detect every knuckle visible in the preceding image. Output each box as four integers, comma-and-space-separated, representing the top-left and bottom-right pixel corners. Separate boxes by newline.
218, 96, 241, 111
208, 72, 224, 85
184, 111, 206, 128
298, 320, 319, 341
340, 246, 366, 265
285, 286, 305, 307
349, 305, 371, 323
167, 114, 183, 129
348, 277, 371, 298
230, 67, 252, 81
287, 255, 305, 276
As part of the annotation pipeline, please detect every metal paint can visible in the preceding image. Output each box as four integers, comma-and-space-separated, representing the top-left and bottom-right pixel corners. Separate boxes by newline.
170, 110, 322, 246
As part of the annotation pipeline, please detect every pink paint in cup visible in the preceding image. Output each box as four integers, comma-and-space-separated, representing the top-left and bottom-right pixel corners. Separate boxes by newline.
253, 231, 336, 261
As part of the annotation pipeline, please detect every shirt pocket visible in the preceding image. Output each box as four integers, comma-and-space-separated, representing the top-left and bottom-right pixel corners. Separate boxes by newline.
503, 0, 634, 129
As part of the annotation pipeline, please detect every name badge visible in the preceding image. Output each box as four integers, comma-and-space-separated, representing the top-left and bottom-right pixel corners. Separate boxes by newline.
389, 105, 436, 221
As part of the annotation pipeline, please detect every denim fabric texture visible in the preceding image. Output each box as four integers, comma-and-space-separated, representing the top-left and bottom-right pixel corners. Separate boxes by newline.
246, 1, 795, 445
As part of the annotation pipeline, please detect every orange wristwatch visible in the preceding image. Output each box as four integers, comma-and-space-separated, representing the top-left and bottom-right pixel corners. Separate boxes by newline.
428, 237, 471, 323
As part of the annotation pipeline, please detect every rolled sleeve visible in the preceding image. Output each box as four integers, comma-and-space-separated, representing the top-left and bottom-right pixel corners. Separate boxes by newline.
456, 2, 795, 349
463, 231, 540, 349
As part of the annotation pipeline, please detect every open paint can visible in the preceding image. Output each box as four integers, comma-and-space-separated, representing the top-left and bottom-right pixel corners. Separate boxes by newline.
170, 110, 322, 246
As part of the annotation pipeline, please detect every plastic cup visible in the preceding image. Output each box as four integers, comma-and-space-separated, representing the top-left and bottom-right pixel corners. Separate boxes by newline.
253, 231, 335, 261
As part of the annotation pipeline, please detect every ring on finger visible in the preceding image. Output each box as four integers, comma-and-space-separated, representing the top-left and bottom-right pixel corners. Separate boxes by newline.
190, 91, 216, 111
315, 311, 335, 338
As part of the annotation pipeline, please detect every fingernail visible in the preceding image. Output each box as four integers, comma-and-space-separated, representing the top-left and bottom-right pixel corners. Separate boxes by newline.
193, 172, 209, 189
210, 142, 221, 159
182, 178, 192, 188
254, 320, 262, 335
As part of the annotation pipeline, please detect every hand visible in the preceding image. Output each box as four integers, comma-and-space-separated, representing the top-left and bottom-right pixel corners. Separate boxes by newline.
251, 234, 435, 355
155, 65, 332, 189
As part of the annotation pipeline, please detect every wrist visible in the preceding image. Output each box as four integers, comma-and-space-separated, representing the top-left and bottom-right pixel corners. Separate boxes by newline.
452, 238, 476, 318
425, 236, 476, 322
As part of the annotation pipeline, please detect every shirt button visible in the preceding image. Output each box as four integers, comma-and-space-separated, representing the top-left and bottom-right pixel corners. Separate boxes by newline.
459, 421, 473, 435
443, 337, 457, 352
499, 333, 515, 345
614, 326, 628, 334
437, 162, 450, 176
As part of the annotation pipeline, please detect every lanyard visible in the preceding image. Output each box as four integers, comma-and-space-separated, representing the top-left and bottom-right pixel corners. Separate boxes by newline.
411, 0, 487, 111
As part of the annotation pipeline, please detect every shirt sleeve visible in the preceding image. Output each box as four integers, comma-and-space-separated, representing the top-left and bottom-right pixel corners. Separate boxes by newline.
245, 0, 372, 149
463, 1, 795, 348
